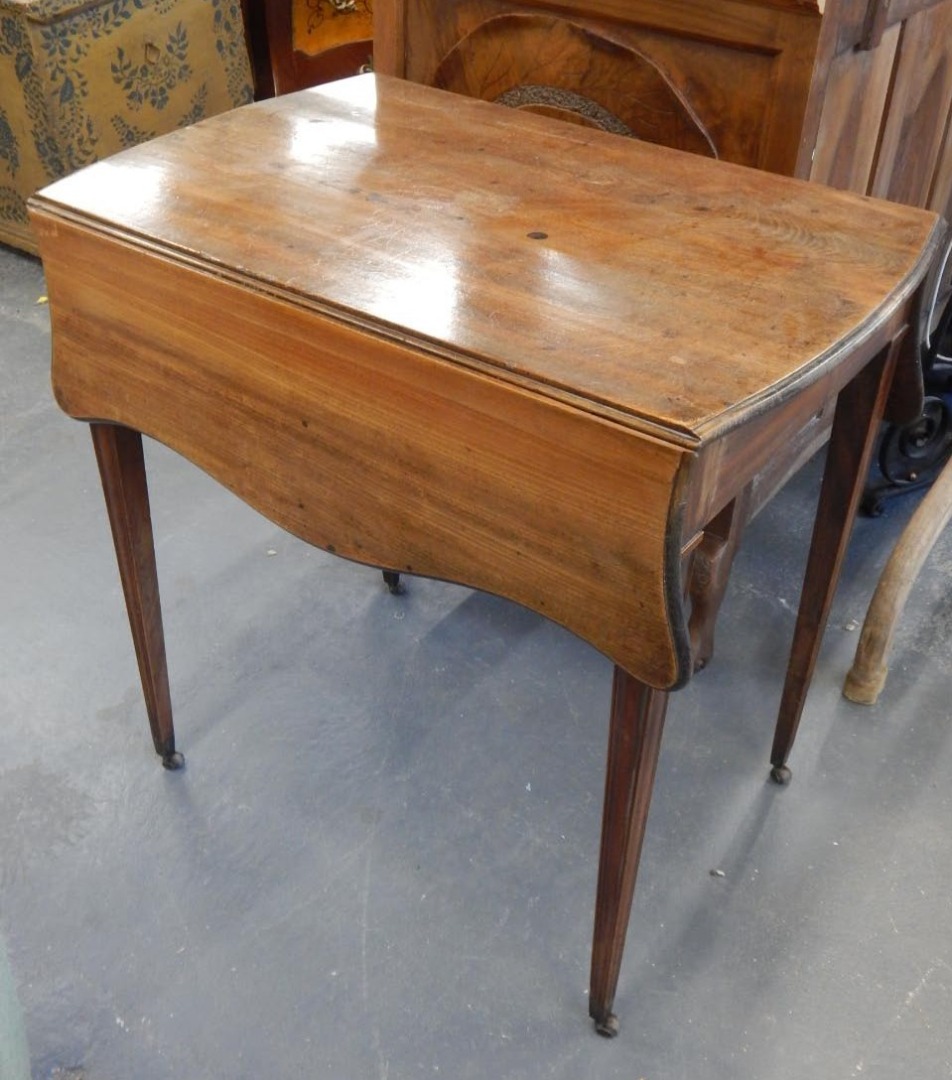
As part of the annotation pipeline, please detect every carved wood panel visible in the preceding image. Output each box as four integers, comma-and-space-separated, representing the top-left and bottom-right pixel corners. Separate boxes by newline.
379, 0, 952, 215
376, 0, 821, 171
431, 15, 717, 154
383, 0, 823, 173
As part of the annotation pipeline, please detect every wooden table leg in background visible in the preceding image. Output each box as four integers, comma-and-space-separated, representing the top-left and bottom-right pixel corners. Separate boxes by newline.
589, 666, 669, 1037
769, 338, 903, 783
90, 423, 183, 770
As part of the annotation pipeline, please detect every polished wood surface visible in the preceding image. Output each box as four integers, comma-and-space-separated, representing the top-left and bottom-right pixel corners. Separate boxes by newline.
29, 74, 944, 1034
373, 0, 952, 639
376, 0, 952, 219
589, 667, 668, 1036
90, 424, 181, 767
35, 78, 936, 445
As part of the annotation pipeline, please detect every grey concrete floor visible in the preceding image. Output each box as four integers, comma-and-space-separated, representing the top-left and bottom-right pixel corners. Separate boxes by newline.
1, 238, 951, 1079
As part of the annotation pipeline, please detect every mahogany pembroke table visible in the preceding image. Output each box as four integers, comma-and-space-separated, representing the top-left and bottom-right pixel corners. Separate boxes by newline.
29, 75, 945, 1037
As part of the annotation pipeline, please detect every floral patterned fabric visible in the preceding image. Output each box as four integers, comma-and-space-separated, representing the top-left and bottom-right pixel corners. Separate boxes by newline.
0, 0, 253, 251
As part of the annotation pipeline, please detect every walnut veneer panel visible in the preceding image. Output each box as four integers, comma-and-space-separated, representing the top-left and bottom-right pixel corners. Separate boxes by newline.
380, 0, 823, 174
377, 0, 952, 214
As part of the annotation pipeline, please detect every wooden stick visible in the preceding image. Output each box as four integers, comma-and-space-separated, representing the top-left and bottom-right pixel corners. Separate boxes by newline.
844, 453, 952, 704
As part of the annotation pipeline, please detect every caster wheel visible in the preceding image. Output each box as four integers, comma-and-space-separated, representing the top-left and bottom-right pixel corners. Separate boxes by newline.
879, 396, 951, 486
162, 751, 185, 770
860, 492, 885, 518
593, 1012, 619, 1038
769, 764, 792, 785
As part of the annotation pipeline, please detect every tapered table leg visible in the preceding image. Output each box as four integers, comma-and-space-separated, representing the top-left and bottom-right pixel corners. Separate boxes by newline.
381, 570, 404, 595
90, 424, 183, 769
769, 339, 901, 783
589, 666, 669, 1036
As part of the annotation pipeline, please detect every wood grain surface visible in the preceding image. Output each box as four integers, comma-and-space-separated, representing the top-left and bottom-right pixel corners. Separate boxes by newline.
32, 75, 942, 444
34, 212, 690, 687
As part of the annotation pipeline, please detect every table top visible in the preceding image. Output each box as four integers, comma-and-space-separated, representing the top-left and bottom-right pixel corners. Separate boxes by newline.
33, 74, 942, 447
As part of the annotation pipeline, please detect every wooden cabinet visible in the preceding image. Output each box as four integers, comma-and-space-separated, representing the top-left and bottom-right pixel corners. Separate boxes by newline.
806, 0, 952, 220
375, 0, 952, 220
241, 0, 374, 96
0, 0, 254, 253
377, 0, 824, 176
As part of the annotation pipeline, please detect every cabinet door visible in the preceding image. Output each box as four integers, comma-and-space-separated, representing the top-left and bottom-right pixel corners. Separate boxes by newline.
262, 0, 375, 94
805, 0, 952, 219
376, 0, 823, 173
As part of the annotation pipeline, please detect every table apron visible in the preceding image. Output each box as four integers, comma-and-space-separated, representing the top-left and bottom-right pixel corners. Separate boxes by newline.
41, 216, 695, 690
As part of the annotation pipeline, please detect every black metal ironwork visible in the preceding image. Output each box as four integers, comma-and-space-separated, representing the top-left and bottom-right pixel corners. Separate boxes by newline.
861, 242, 952, 516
